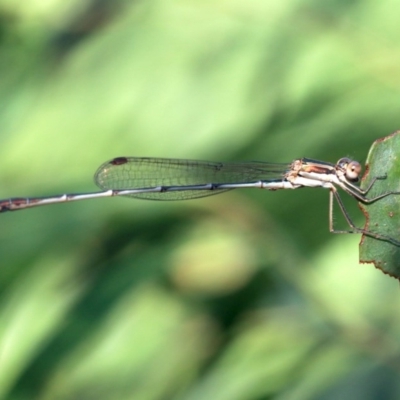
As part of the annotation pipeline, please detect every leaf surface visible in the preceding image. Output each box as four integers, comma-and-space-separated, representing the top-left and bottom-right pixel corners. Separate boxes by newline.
359, 131, 400, 279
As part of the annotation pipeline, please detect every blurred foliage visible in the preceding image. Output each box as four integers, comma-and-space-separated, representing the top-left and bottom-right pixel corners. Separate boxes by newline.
0, 0, 400, 399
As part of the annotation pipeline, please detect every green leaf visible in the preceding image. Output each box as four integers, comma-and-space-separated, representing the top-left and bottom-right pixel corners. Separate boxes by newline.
359, 131, 400, 279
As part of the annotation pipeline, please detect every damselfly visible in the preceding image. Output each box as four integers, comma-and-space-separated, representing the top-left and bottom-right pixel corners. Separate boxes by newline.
0, 156, 399, 245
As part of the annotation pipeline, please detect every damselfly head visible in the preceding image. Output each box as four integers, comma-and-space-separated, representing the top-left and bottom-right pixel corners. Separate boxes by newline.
337, 157, 362, 182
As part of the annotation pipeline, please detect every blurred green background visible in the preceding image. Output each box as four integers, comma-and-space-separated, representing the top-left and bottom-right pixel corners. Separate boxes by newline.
0, 1, 400, 399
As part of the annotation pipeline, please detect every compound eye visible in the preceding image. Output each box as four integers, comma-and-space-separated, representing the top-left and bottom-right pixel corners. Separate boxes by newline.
345, 160, 362, 181
337, 157, 351, 169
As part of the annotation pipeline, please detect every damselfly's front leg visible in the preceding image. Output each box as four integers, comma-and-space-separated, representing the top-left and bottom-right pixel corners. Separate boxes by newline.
340, 174, 387, 197
339, 176, 400, 204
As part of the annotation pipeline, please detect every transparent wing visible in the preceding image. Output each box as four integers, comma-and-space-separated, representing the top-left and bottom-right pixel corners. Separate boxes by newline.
94, 157, 290, 200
